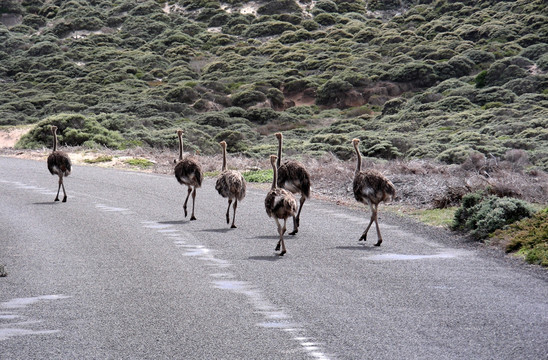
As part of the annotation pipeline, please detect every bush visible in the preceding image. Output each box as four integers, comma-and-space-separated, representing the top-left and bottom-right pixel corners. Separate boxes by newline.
166, 86, 199, 103
257, 0, 301, 15
244, 108, 279, 124
451, 193, 534, 240
474, 86, 516, 106
520, 43, 548, 62
484, 56, 534, 87
16, 113, 125, 149
392, 62, 437, 87
495, 208, 548, 267
314, 13, 337, 26
231, 90, 267, 108
244, 21, 297, 37
316, 77, 352, 105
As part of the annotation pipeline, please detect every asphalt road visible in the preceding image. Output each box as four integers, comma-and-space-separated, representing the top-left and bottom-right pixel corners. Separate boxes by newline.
1, 156, 546, 360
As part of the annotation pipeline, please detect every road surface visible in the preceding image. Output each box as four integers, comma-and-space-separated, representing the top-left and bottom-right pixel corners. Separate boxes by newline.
1, 156, 546, 359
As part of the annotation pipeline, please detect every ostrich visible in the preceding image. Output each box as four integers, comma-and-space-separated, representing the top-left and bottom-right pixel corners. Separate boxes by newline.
352, 138, 396, 246
275, 132, 311, 235
265, 155, 297, 256
174, 130, 203, 220
47, 125, 71, 202
215, 141, 247, 228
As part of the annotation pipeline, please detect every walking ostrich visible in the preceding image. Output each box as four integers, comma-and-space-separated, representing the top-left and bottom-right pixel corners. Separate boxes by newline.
265, 155, 297, 256
352, 138, 396, 246
275, 132, 311, 235
47, 125, 71, 202
215, 141, 247, 228
174, 130, 203, 220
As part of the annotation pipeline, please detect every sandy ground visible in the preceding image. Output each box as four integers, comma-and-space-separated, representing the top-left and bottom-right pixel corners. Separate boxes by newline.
0, 126, 32, 149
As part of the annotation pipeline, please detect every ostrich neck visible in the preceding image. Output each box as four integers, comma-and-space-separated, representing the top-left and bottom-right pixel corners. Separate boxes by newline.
354, 143, 362, 174
221, 146, 227, 171
53, 132, 57, 152
271, 160, 277, 190
276, 137, 282, 168
178, 134, 183, 161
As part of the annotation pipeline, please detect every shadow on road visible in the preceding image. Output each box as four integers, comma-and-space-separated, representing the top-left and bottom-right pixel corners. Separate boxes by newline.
252, 235, 281, 240
32, 202, 56, 205
200, 228, 232, 233
335, 245, 378, 251
248, 255, 282, 261
158, 220, 186, 225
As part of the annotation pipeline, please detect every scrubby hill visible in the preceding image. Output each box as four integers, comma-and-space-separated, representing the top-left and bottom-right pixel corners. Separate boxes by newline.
1, 0, 547, 169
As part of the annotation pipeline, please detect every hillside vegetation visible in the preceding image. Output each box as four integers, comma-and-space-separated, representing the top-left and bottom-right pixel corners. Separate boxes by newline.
1, 0, 547, 170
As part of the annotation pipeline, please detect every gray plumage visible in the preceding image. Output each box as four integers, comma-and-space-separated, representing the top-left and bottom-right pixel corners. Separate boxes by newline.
265, 155, 297, 256
275, 132, 311, 235
174, 130, 203, 220
47, 125, 71, 202
352, 138, 396, 246
215, 141, 246, 228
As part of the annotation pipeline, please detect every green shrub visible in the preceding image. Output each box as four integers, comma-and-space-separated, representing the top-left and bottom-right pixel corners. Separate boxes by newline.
245, 21, 297, 37
491, 208, 548, 267
315, 0, 338, 13
166, 86, 199, 103
16, 113, 124, 149
301, 19, 319, 31
475, 70, 488, 88
244, 108, 279, 124
475, 86, 516, 106
437, 145, 473, 164
382, 98, 407, 115
316, 77, 352, 105
257, 0, 301, 15
315, 13, 337, 26
310, 133, 347, 146
124, 158, 154, 168
392, 62, 438, 87
213, 129, 249, 152
242, 169, 273, 183
84, 155, 113, 164
451, 193, 534, 240
231, 89, 267, 108
195, 112, 231, 127
484, 56, 534, 87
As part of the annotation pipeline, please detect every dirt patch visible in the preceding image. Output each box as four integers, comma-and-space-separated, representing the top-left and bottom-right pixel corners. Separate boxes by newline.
0, 126, 33, 149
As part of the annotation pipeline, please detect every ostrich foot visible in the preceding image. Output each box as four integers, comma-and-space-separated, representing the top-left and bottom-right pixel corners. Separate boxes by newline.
62, 196, 67, 202
183, 208, 188, 218
289, 229, 298, 235
190, 215, 197, 221
54, 198, 59, 202
278, 250, 286, 256
231, 224, 237, 229
374, 239, 382, 246
275, 242, 281, 251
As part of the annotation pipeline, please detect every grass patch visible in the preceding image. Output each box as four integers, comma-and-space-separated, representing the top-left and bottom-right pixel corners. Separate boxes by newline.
490, 208, 548, 267
242, 169, 273, 183
204, 170, 220, 178
84, 155, 113, 164
403, 207, 457, 228
124, 158, 154, 168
